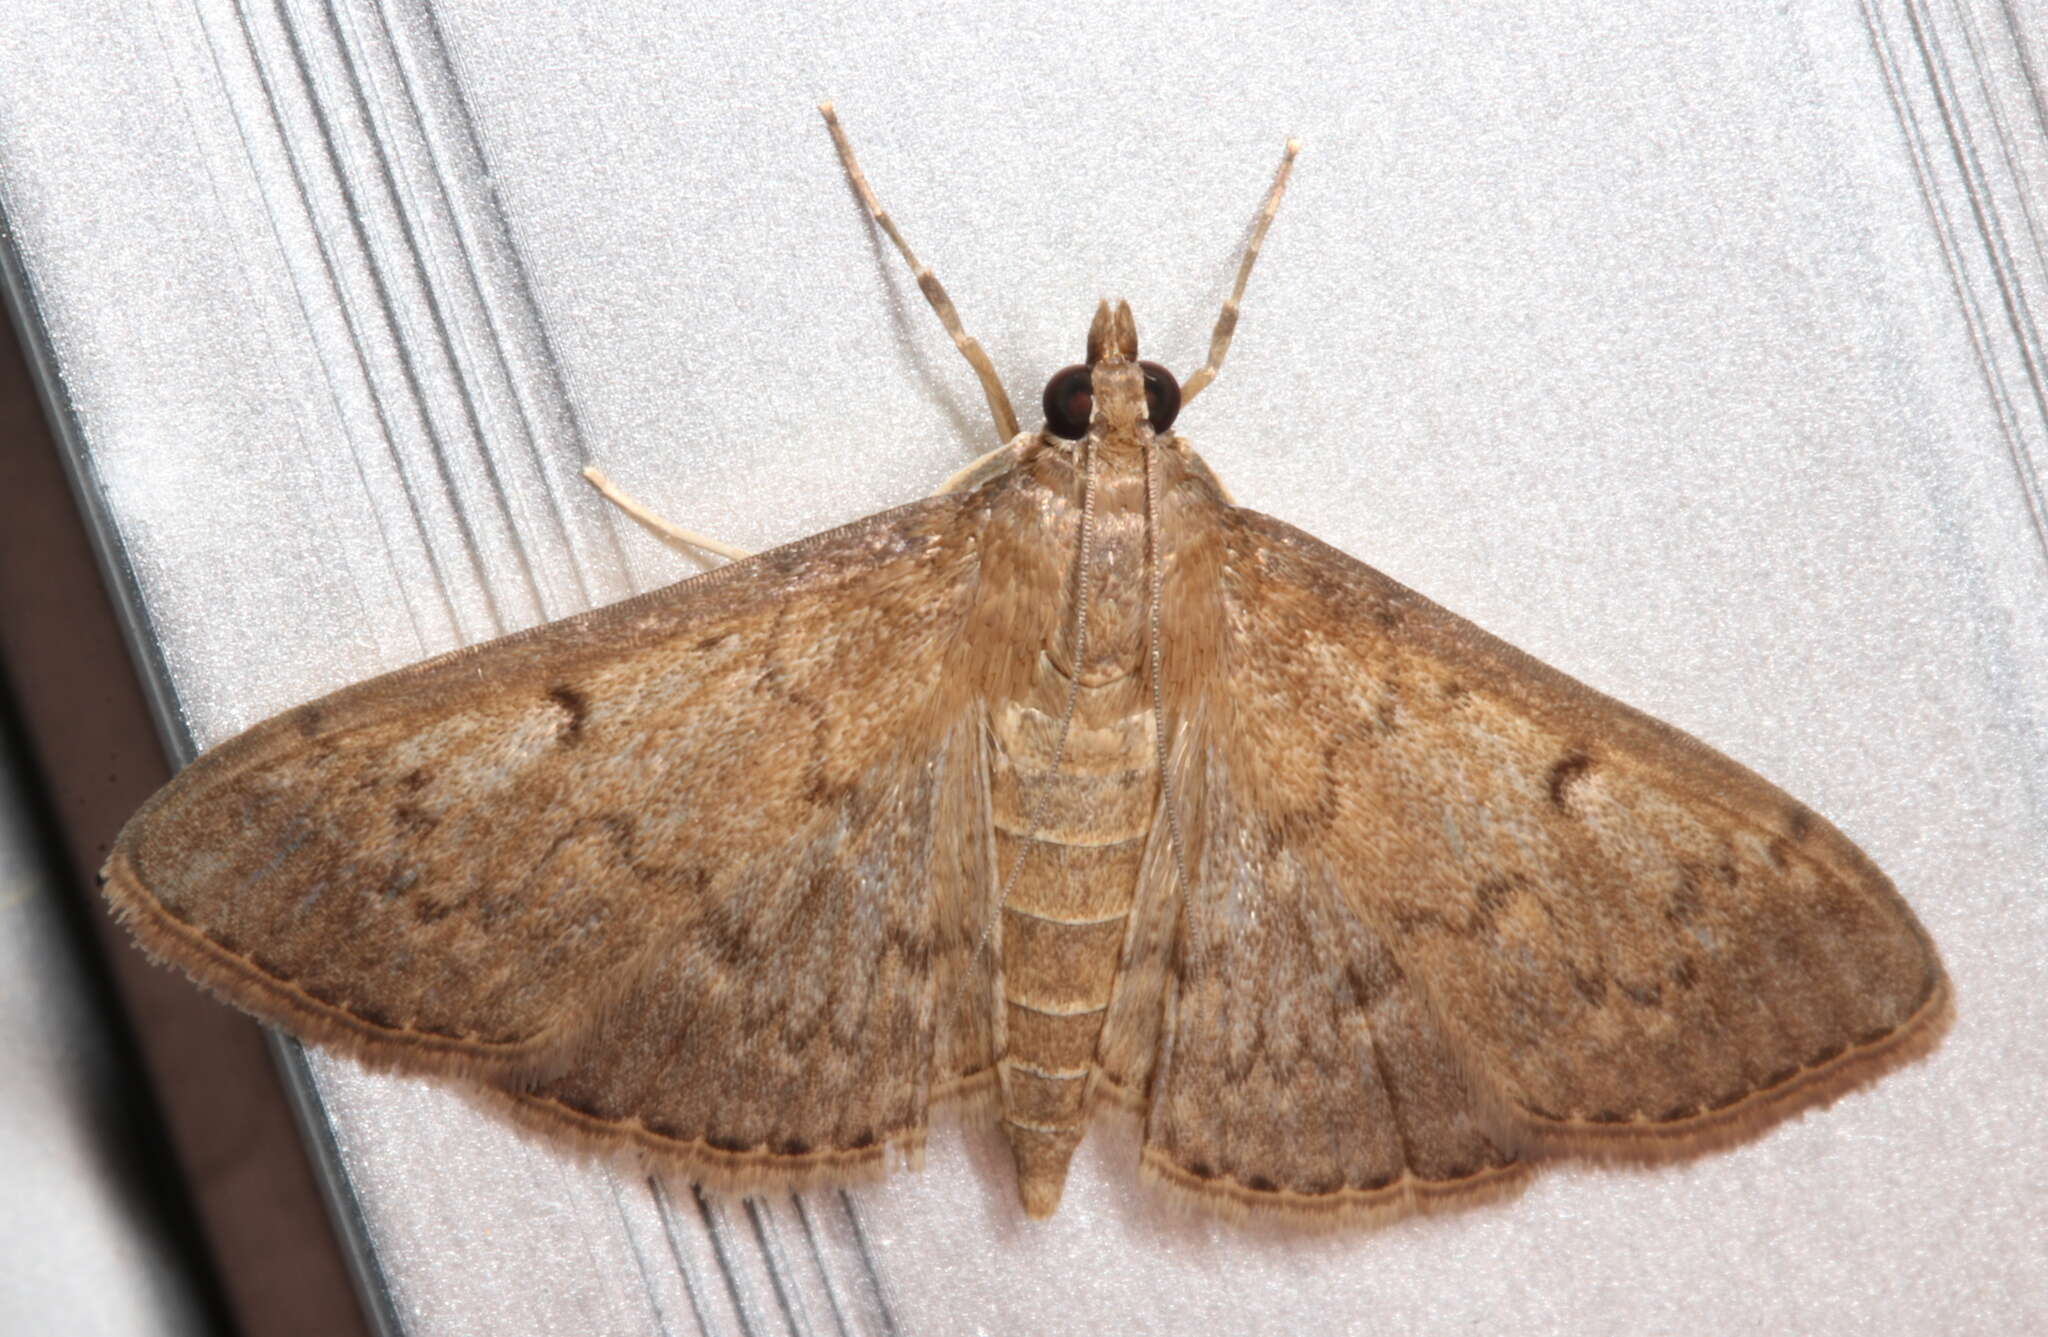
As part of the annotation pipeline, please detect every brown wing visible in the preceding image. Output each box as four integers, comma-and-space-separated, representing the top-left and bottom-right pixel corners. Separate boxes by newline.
1132, 506, 1949, 1221
1121, 727, 1531, 1225
105, 494, 997, 1192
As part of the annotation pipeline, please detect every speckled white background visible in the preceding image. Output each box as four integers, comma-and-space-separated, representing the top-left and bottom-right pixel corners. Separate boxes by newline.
3, 1, 2043, 1333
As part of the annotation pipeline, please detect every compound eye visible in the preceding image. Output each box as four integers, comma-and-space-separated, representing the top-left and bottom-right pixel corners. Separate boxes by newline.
1042, 364, 1093, 439
1140, 361, 1181, 433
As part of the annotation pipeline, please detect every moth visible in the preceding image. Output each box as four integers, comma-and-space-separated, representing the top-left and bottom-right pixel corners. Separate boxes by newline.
104, 106, 1950, 1226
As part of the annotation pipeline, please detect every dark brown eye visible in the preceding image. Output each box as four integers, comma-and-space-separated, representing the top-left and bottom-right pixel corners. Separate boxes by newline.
1042, 364, 1093, 439
1140, 361, 1181, 433
1042, 361, 1181, 438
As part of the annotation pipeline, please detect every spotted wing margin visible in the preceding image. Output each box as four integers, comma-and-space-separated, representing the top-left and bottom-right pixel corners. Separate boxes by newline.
105, 493, 996, 1192
1133, 506, 1949, 1223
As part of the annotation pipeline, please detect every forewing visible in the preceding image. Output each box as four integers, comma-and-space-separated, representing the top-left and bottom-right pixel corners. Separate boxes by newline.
105, 494, 995, 1189
1193, 508, 1948, 1170
1100, 488, 1526, 1224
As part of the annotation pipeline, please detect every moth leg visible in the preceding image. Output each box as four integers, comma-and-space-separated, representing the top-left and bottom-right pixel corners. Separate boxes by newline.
581, 465, 751, 562
935, 437, 1035, 495
819, 102, 1022, 444
1179, 140, 1301, 406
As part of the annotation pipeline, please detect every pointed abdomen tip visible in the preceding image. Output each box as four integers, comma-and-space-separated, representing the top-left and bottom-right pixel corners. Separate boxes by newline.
1004, 1120, 1082, 1219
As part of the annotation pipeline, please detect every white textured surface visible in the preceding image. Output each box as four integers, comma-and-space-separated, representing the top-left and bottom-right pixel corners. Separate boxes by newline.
2, 1, 2043, 1333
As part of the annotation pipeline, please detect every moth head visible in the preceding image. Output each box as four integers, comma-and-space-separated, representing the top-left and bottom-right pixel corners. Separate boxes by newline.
1042, 299, 1182, 442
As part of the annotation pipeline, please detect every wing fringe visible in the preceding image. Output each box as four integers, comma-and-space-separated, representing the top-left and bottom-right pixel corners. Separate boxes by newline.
1483, 970, 1954, 1162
